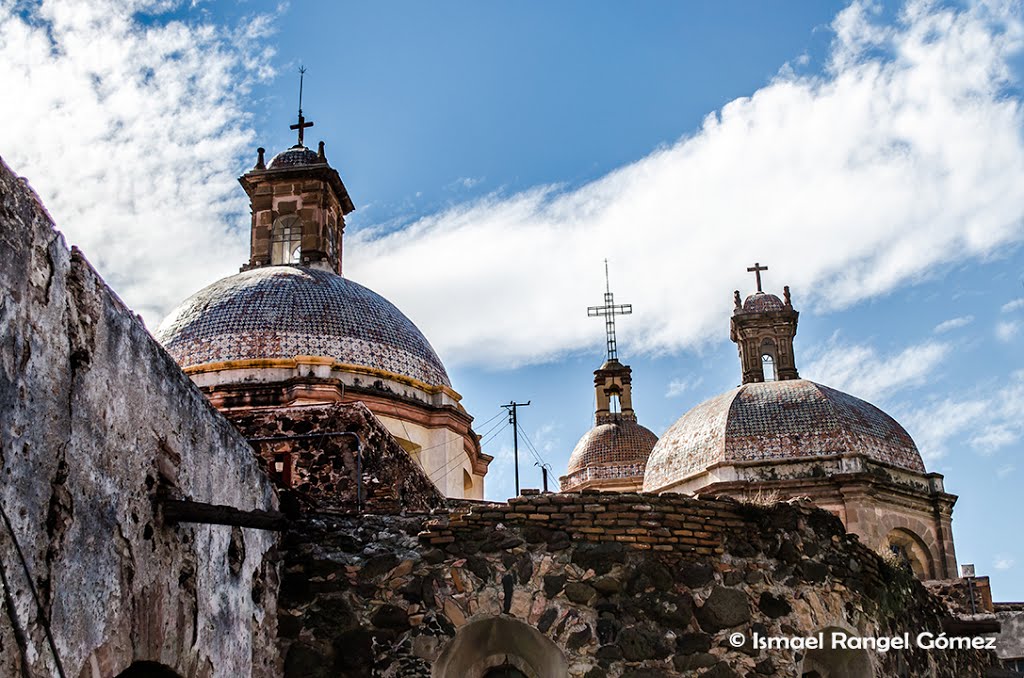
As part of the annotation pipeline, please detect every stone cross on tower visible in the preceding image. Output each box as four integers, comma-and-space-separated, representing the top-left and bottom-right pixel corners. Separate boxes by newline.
587, 260, 632, 361
746, 262, 768, 292
290, 66, 315, 147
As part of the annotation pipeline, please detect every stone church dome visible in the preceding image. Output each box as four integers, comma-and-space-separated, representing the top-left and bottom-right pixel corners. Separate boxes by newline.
740, 291, 785, 313
268, 145, 321, 169
566, 418, 658, 480
155, 265, 451, 388
643, 379, 926, 492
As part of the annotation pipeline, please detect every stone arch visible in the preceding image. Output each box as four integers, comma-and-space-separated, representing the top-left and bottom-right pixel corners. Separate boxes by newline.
463, 468, 474, 493
800, 627, 874, 678
115, 662, 184, 678
759, 337, 777, 381
432, 616, 568, 678
885, 527, 935, 579
271, 214, 303, 264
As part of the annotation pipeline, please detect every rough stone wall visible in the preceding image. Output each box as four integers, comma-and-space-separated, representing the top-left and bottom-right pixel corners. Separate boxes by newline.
0, 158, 280, 678
279, 492, 997, 677
992, 604, 1024, 662
226, 402, 446, 514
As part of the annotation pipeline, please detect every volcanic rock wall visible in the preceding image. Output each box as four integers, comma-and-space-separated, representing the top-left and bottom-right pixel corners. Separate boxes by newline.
228, 402, 447, 514
280, 492, 997, 677
0, 158, 280, 677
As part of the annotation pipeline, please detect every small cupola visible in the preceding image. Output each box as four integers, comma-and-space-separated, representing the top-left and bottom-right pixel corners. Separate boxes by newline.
238, 69, 354, 274
730, 262, 800, 384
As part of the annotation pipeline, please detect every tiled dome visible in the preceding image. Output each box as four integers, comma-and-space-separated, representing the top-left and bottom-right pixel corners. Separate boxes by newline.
562, 418, 658, 490
741, 291, 785, 313
643, 379, 925, 492
155, 266, 451, 388
268, 146, 321, 169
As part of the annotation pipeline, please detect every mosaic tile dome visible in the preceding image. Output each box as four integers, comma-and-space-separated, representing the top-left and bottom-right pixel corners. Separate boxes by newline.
155, 266, 451, 388
643, 379, 925, 491
562, 418, 658, 490
268, 146, 321, 169
741, 291, 786, 313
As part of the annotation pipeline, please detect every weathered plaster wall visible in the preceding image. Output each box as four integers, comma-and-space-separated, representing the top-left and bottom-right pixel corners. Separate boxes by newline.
279, 492, 998, 677
0, 158, 280, 677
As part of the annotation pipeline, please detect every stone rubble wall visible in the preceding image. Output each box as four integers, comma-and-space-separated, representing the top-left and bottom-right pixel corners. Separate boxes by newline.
0, 157, 280, 678
280, 491, 998, 677
227, 402, 447, 514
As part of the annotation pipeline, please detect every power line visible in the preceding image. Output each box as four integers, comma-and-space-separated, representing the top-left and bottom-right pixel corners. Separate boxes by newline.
426, 420, 510, 488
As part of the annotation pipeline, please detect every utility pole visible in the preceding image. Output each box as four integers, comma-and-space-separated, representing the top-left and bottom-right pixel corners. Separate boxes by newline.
502, 400, 530, 496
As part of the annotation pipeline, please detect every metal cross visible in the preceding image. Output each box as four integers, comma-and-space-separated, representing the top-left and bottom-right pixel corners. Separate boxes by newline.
290, 66, 314, 147
746, 262, 768, 292
587, 259, 632, 361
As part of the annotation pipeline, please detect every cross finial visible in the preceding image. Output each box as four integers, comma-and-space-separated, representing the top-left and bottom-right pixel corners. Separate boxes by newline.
746, 262, 768, 292
289, 65, 315, 147
588, 260, 632, 361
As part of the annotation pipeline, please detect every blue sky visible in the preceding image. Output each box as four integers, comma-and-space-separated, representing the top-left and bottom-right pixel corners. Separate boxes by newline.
1, 0, 1021, 599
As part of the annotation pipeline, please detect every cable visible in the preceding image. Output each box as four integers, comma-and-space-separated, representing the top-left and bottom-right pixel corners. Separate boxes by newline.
428, 420, 510, 488
516, 423, 548, 467
0, 500, 67, 678
472, 408, 504, 431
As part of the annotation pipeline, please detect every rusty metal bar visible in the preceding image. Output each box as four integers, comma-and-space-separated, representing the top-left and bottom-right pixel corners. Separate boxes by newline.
161, 499, 287, 531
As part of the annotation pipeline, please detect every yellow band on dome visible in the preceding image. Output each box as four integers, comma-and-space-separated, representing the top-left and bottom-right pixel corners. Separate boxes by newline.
182, 356, 463, 401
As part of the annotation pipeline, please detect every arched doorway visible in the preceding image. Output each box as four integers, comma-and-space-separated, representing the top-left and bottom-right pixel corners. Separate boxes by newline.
115, 662, 183, 678
433, 616, 568, 678
800, 627, 874, 678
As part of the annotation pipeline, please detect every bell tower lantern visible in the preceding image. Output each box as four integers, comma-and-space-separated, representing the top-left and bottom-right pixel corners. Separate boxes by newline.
730, 263, 800, 384
239, 71, 354, 274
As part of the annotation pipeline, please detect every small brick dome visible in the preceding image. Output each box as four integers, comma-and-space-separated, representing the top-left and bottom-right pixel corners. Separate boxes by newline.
268, 146, 321, 169
562, 418, 658, 490
155, 266, 451, 388
643, 379, 926, 492
741, 291, 785, 313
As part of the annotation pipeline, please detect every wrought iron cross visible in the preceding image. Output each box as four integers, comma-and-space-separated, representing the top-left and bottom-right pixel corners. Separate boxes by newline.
746, 262, 768, 292
587, 259, 632, 361
290, 66, 314, 147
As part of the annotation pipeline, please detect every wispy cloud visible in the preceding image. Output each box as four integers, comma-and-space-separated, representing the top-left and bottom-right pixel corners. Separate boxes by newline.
348, 1, 1024, 366
995, 556, 1015, 571
896, 370, 1024, 460
0, 0, 274, 323
665, 376, 703, 398
997, 464, 1015, 478
934, 315, 974, 333
996, 320, 1021, 342
802, 336, 949, 403
1002, 298, 1024, 313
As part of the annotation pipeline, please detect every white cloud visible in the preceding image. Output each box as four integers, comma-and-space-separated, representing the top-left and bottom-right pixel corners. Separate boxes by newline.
934, 315, 974, 333
665, 376, 703, 398
3, 1, 1024, 370
0, 0, 274, 323
1002, 298, 1024, 313
995, 556, 1015, 570
896, 370, 1024, 460
802, 336, 949, 403
997, 464, 1015, 478
348, 1, 1024, 367
996, 319, 1021, 341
